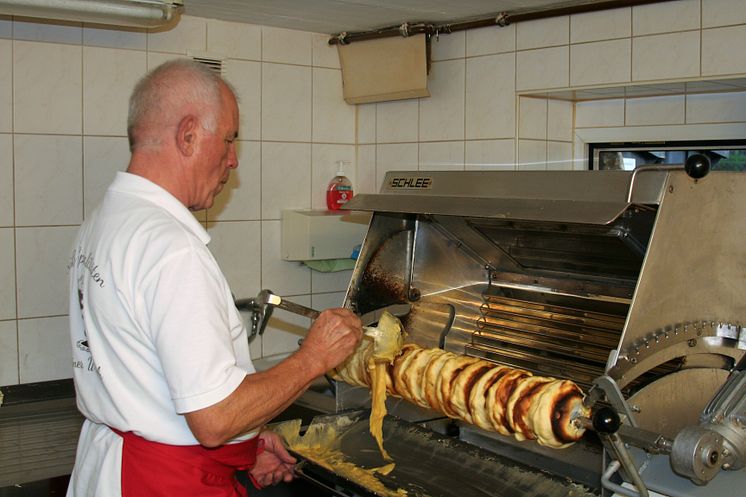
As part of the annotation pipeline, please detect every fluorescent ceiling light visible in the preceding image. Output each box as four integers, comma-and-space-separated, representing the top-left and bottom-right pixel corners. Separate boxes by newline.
0, 0, 182, 28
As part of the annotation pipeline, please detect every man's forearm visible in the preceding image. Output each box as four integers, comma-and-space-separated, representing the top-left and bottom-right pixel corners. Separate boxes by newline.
185, 349, 325, 447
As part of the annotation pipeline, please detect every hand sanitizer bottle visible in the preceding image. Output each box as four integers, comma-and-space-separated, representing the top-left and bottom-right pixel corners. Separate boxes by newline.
326, 161, 353, 210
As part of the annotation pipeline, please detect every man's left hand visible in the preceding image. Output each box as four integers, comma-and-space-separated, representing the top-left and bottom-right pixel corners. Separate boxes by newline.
249, 430, 297, 487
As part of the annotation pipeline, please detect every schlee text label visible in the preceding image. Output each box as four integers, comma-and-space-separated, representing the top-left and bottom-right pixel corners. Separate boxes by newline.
388, 177, 433, 189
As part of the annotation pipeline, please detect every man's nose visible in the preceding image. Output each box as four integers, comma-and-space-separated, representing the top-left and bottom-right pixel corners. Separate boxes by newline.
227, 143, 239, 169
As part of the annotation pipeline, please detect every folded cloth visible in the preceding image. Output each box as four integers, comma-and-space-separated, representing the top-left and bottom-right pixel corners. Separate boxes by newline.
303, 258, 356, 272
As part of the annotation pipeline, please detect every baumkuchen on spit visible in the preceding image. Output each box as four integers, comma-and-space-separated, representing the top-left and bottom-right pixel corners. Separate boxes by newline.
332, 334, 589, 449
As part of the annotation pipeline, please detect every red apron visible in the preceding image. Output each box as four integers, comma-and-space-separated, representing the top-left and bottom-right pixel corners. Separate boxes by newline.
111, 428, 262, 497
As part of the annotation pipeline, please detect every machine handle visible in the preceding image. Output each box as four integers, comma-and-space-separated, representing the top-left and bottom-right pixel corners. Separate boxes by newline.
625, 155, 711, 203
593, 406, 621, 434
277, 299, 320, 320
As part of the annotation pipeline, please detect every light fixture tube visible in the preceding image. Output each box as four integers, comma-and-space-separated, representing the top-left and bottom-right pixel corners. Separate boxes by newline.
0, 0, 182, 28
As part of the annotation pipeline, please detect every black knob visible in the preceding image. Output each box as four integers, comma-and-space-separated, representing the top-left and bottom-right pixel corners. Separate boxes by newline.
684, 154, 711, 179
592, 406, 621, 434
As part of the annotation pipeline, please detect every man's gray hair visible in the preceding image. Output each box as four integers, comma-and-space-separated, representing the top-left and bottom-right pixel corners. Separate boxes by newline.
127, 59, 229, 150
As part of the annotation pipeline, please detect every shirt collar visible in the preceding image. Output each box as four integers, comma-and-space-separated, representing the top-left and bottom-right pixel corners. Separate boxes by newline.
108, 171, 211, 245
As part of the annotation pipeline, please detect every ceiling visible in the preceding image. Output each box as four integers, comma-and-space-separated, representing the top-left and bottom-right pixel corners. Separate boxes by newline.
181, 0, 612, 35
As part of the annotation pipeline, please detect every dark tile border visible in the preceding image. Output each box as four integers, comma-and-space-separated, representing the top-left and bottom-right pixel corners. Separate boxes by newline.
0, 380, 75, 407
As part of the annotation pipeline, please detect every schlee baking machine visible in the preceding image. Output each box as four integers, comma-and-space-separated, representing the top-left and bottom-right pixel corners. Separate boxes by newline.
256, 159, 746, 497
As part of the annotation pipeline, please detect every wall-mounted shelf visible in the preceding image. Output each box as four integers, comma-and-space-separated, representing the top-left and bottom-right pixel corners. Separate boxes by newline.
520, 76, 746, 101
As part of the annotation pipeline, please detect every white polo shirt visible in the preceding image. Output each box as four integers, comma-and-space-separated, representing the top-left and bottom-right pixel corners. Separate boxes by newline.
67, 172, 256, 496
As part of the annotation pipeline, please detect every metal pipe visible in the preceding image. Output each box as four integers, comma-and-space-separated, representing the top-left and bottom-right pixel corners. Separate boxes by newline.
329, 0, 677, 46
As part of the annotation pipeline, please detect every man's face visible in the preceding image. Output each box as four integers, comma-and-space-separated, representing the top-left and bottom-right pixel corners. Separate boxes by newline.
190, 83, 239, 211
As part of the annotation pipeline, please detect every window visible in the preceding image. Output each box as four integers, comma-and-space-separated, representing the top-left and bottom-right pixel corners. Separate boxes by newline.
589, 140, 746, 172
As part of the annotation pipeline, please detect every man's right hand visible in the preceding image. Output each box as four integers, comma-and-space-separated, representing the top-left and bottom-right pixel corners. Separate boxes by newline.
300, 308, 362, 375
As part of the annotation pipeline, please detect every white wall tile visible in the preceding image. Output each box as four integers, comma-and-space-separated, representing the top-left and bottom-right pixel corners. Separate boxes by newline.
83, 47, 147, 135
570, 8, 631, 43
261, 63, 311, 142
376, 143, 418, 187
686, 91, 746, 123
633, 0, 700, 36
206, 221, 261, 300
376, 99, 418, 144
12, 18, 81, 44
207, 19, 261, 60
0, 320, 18, 386
312, 270, 353, 294
517, 140, 547, 170
702, 25, 746, 77
13, 41, 82, 134
313, 33, 340, 69
15, 135, 82, 226
357, 103, 376, 144
632, 31, 700, 82
516, 46, 569, 91
419, 59, 465, 141
83, 136, 129, 218
311, 144, 356, 210
575, 99, 625, 128
313, 68, 355, 144
18, 316, 71, 383
548, 99, 574, 142
261, 142, 311, 219
419, 141, 464, 171
146, 51, 187, 70
261, 220, 310, 296
311, 291, 346, 310
16, 226, 78, 318
0, 228, 15, 320
431, 31, 465, 61
208, 140, 261, 221
0, 40, 10, 133
466, 53, 515, 140
262, 26, 312, 65
147, 15, 206, 54
517, 16, 569, 50
83, 25, 146, 50
466, 24, 515, 57
547, 141, 574, 170
571, 39, 631, 87
626, 95, 685, 125
0, 134, 11, 227
702, 0, 746, 28
224, 59, 261, 141
518, 97, 548, 140
356, 144, 377, 194
465, 139, 515, 170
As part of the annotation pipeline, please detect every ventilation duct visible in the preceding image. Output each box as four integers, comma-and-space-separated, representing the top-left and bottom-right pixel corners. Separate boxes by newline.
0, 0, 182, 28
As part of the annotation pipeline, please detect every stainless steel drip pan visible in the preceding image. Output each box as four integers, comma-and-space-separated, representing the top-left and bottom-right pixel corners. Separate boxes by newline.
273, 410, 598, 497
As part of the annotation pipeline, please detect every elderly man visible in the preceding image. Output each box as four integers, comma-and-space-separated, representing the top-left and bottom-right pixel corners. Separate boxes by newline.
66, 59, 362, 497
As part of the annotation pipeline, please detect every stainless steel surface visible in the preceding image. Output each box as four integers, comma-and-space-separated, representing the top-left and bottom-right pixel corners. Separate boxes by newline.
281, 410, 598, 497
336, 169, 746, 497
608, 172, 746, 388
343, 170, 667, 224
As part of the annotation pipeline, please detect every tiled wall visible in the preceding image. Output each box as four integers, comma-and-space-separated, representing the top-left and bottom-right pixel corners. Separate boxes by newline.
0, 15, 355, 386
355, 0, 746, 189
4, 0, 746, 387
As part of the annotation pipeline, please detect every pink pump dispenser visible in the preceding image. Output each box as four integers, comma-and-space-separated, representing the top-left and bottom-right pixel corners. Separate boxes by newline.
326, 161, 353, 210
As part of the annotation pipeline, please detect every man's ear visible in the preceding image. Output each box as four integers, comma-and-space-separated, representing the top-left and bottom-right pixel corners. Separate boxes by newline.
175, 115, 199, 156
